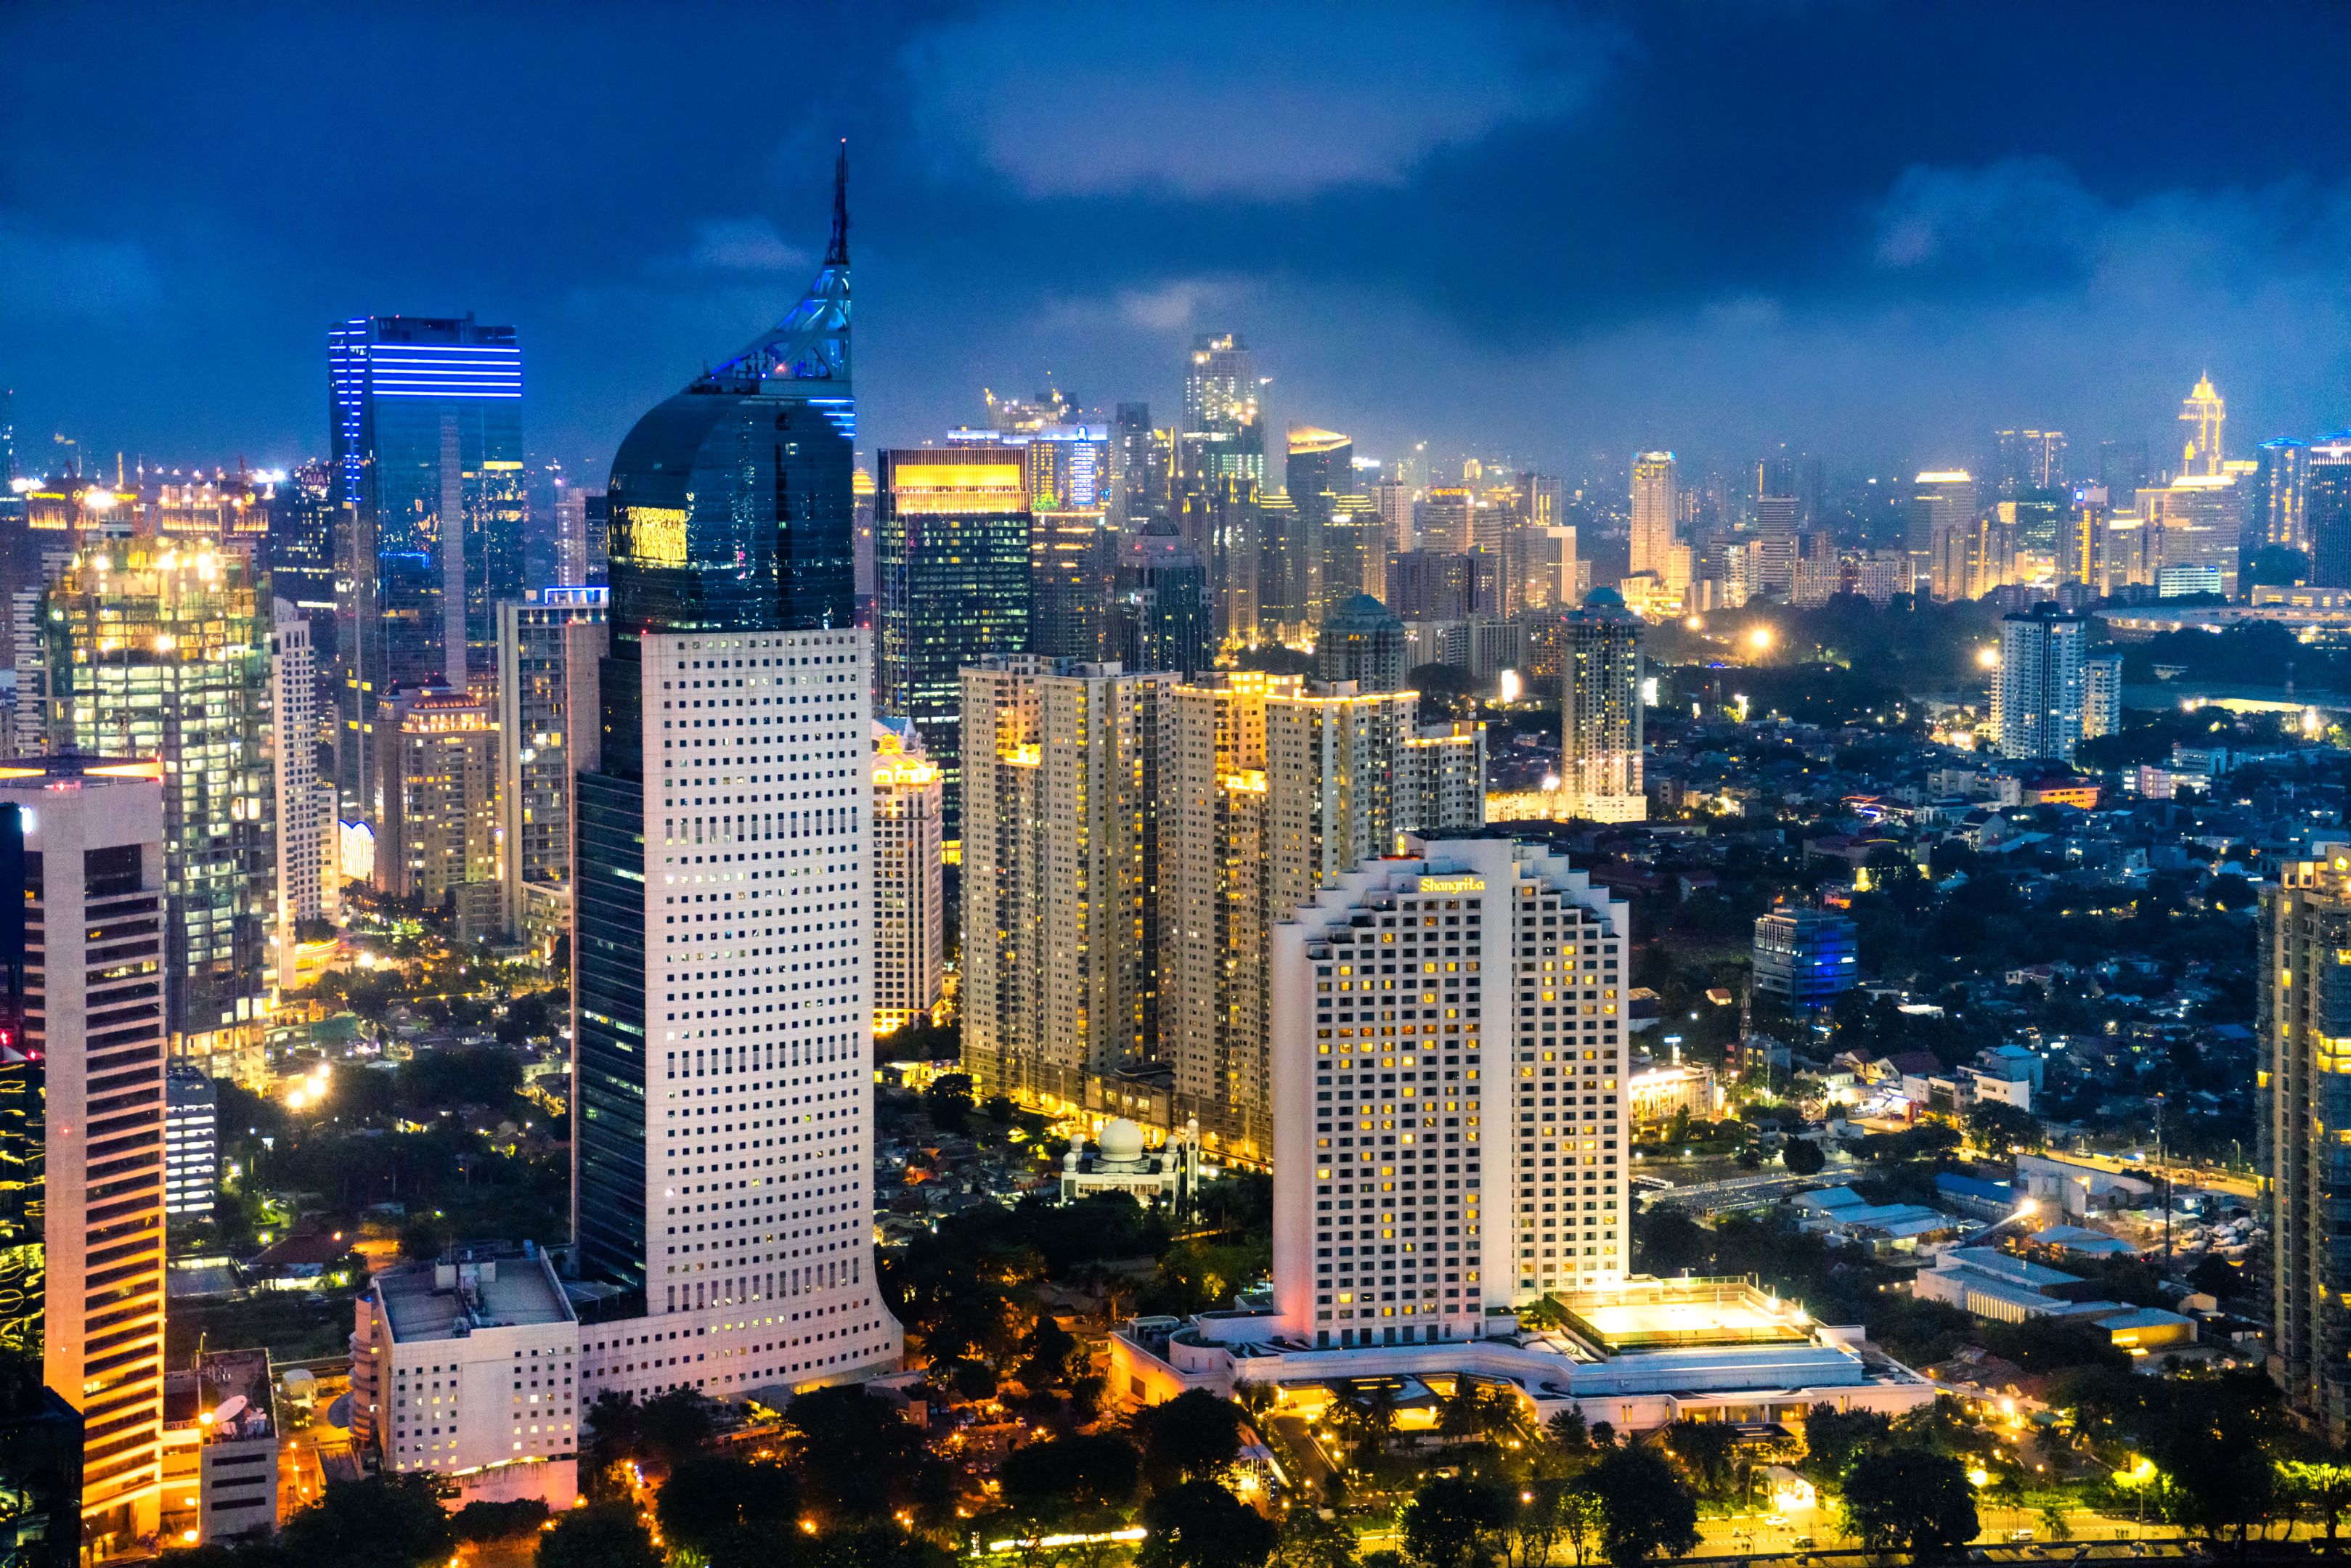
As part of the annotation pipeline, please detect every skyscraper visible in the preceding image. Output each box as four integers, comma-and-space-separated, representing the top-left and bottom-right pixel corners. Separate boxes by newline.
0, 761, 170, 1551
269, 597, 333, 981
497, 587, 609, 947
1030, 510, 1113, 662
1112, 402, 1170, 528
1910, 470, 1976, 600
1268, 838, 1631, 1339
2309, 436, 2351, 588
1288, 428, 1352, 621
375, 684, 500, 938
2180, 372, 2227, 477
1560, 589, 1645, 823
330, 314, 524, 817
266, 459, 338, 661
1314, 595, 1407, 693
574, 150, 899, 1387
876, 445, 1031, 838
2255, 436, 2313, 555
961, 658, 1172, 1111
1992, 429, 2067, 496
1992, 603, 2090, 762
2261, 852, 2351, 1433
1751, 492, 1798, 598
870, 720, 942, 1036
1628, 452, 1680, 592
44, 540, 272, 1068
1112, 525, 1210, 678
1181, 334, 1263, 491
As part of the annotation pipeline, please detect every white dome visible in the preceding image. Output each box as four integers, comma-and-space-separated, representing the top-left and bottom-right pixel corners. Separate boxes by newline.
1096, 1118, 1146, 1164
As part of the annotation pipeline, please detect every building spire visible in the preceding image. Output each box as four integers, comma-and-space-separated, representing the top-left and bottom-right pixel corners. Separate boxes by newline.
828, 140, 849, 268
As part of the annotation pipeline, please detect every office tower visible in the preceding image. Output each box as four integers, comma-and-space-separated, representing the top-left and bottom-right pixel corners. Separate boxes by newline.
1112, 525, 1209, 678
375, 683, 500, 935
2083, 650, 2124, 740
1030, 511, 1113, 661
2309, 436, 2351, 587
1418, 488, 1474, 555
2098, 438, 2151, 500
1386, 552, 1496, 621
961, 658, 1171, 1108
1268, 838, 1631, 1342
2058, 489, 2110, 589
1910, 470, 1976, 600
1558, 589, 1645, 823
265, 459, 338, 655
871, 720, 943, 1035
350, 1242, 581, 1504
1315, 595, 1407, 693
553, 478, 608, 589
1374, 471, 1414, 554
1992, 429, 2068, 497
1181, 334, 1264, 491
1287, 428, 1352, 617
1751, 907, 1859, 1008
1524, 525, 1579, 610
574, 151, 900, 1389
497, 587, 609, 947
44, 540, 272, 1067
1751, 492, 1798, 598
1022, 425, 1112, 514
1324, 492, 1385, 609
1520, 472, 1563, 531
1401, 722, 1487, 832
2260, 852, 2351, 1432
2141, 475, 2244, 597
269, 599, 333, 981
1184, 477, 1263, 649
2256, 437, 2313, 555
876, 444, 1030, 838
2180, 372, 2226, 477
163, 1064, 219, 1220
0, 763, 169, 1548
1992, 603, 2090, 762
1628, 452, 1679, 589
851, 467, 877, 607
1161, 674, 1476, 1161
329, 314, 524, 817
1112, 402, 1170, 528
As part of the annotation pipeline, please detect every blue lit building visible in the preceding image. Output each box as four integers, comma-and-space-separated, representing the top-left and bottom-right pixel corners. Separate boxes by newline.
570, 152, 900, 1393
328, 314, 523, 815
1752, 906, 1859, 1009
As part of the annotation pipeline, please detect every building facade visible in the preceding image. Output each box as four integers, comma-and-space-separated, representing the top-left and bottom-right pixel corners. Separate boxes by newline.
1993, 603, 2090, 762
163, 1065, 219, 1220
269, 598, 335, 981
375, 685, 500, 934
497, 587, 609, 941
870, 720, 943, 1035
1629, 452, 1682, 595
1560, 589, 1645, 822
1751, 907, 1859, 1008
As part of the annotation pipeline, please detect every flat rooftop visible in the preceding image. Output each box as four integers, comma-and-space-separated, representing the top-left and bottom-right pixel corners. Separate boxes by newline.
379, 1246, 573, 1344
1557, 1277, 1812, 1352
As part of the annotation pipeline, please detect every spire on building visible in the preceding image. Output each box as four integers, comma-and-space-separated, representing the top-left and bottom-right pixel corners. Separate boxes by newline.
701, 145, 852, 391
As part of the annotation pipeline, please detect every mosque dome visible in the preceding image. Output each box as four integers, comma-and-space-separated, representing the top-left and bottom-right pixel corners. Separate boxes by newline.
1096, 1118, 1146, 1165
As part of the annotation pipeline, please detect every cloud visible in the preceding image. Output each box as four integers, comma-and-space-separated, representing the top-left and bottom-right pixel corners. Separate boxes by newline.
904, 0, 1610, 200
679, 217, 810, 274
0, 213, 159, 316
1871, 155, 2106, 280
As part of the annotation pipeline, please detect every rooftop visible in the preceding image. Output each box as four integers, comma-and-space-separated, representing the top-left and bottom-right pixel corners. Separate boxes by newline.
377, 1242, 573, 1344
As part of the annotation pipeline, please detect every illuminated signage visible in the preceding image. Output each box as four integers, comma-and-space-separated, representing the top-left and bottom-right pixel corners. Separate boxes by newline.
1415, 875, 1486, 894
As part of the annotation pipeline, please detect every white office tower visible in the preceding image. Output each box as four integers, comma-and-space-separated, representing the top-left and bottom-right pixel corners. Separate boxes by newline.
573, 152, 901, 1405
1627, 452, 1682, 593
268, 599, 331, 979
870, 719, 944, 1034
1993, 603, 2090, 762
1268, 839, 1629, 1347
0, 761, 170, 1549
163, 1063, 219, 1218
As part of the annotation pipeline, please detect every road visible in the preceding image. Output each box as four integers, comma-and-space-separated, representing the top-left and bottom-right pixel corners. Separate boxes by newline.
2052, 1149, 2257, 1201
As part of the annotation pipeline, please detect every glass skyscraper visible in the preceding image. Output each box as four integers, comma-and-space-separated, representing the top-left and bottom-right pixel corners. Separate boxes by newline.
570, 152, 899, 1395
328, 314, 523, 817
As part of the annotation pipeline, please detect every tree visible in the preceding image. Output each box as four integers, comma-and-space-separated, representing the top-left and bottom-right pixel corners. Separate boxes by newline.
536, 1500, 661, 1568
1841, 1447, 1978, 1559
1544, 1408, 1591, 1456
1781, 1138, 1826, 1176
581, 1391, 645, 1496
1135, 1388, 1247, 1489
1275, 1508, 1360, 1568
1016, 1313, 1081, 1394
657, 1453, 801, 1561
637, 1386, 721, 1472
2283, 1461, 2351, 1550
453, 1498, 553, 1542
1329, 1382, 1398, 1471
1965, 1101, 2043, 1160
1555, 1485, 1606, 1567
280, 1474, 453, 1568
1586, 1445, 1699, 1567
1138, 1481, 1278, 1568
783, 1384, 953, 1527
925, 1071, 976, 1133
1662, 1421, 1737, 1498
1799, 1403, 1891, 1479
1402, 1476, 1513, 1568
1000, 1432, 1142, 1517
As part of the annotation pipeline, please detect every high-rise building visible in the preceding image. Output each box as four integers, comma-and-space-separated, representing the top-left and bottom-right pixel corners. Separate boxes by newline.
1112, 402, 1170, 528
267, 460, 338, 661
1386, 552, 1497, 621
269, 598, 334, 981
553, 478, 607, 589
1314, 595, 1407, 693
1752, 907, 1859, 1008
2261, 851, 2351, 1433
2083, 650, 2124, 741
1992, 603, 2090, 762
1401, 722, 1487, 833
1030, 511, 1113, 662
1910, 470, 1977, 600
44, 540, 272, 1066
2309, 436, 2351, 588
1287, 428, 1353, 621
1417, 488, 1474, 556
1992, 429, 2067, 496
2140, 475, 2244, 597
573, 150, 900, 1389
876, 444, 1031, 838
2180, 372, 2227, 477
2253, 438, 2310, 555
961, 658, 1172, 1111
2060, 488, 2111, 590
871, 721, 943, 1035
1374, 471, 1415, 555
163, 1064, 219, 1220
1267, 838, 1631, 1342
376, 684, 500, 936
1629, 452, 1680, 592
1560, 589, 1645, 823
1112, 525, 1209, 677
1181, 334, 1263, 492
497, 587, 609, 947
1751, 493, 1798, 598
329, 314, 524, 819
0, 762, 170, 1549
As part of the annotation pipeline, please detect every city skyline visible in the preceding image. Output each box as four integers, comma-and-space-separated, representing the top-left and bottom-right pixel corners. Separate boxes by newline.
11, 5, 2351, 478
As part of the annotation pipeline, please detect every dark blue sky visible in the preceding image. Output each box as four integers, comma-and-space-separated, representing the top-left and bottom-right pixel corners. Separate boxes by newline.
8, 1, 2351, 483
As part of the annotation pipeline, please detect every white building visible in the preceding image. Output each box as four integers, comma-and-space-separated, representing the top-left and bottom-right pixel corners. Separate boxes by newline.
495, 587, 608, 944
1060, 1117, 1200, 1206
164, 1063, 219, 1218
268, 598, 334, 976
1560, 592, 1646, 823
870, 719, 943, 1034
1994, 603, 2090, 762
2082, 650, 2124, 741
192, 1348, 277, 1543
351, 1242, 581, 1507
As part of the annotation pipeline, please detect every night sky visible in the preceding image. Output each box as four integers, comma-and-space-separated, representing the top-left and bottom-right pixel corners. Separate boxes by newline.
9, 0, 2351, 482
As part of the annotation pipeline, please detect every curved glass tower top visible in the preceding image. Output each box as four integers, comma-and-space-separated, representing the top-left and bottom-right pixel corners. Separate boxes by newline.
604, 147, 855, 640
